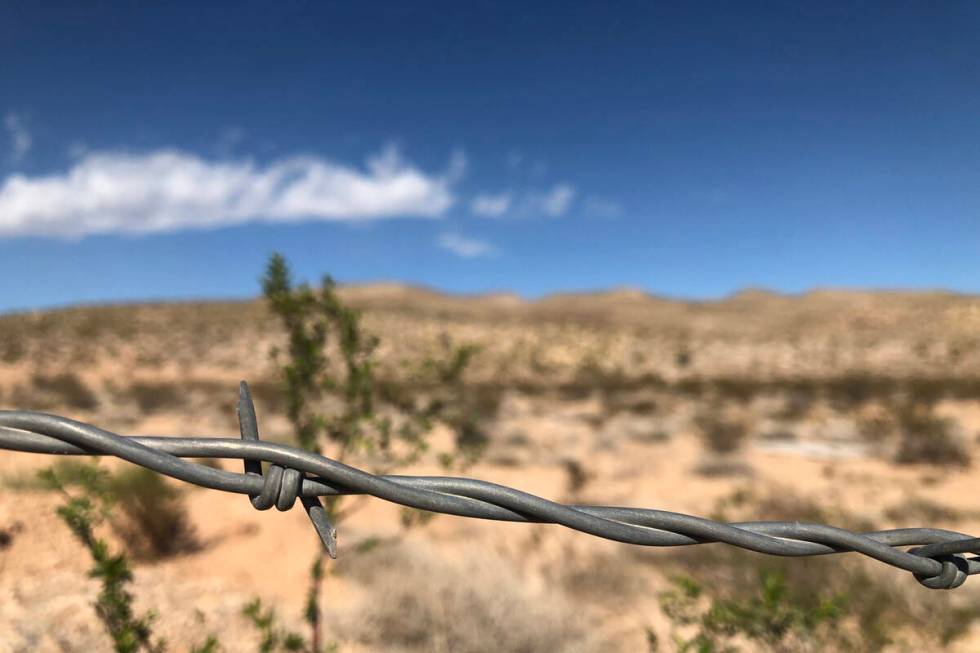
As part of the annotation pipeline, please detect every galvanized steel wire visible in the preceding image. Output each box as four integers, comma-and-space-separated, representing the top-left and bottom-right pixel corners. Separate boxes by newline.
1, 381, 978, 590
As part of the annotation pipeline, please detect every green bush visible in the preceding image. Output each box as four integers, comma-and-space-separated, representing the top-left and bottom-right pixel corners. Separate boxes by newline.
32, 460, 199, 561
40, 461, 217, 653
241, 597, 333, 653
261, 253, 489, 647
648, 489, 980, 651
656, 571, 842, 652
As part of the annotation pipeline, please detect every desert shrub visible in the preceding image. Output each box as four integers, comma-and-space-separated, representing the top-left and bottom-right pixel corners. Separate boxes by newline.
855, 400, 970, 467
883, 495, 965, 525
0, 521, 22, 549
943, 376, 980, 401
560, 380, 596, 401
675, 345, 692, 369
653, 548, 980, 652
710, 486, 876, 533
566, 358, 666, 402
675, 377, 707, 397
711, 378, 758, 404
262, 254, 487, 468
336, 541, 598, 653
504, 430, 532, 447
467, 381, 506, 421
824, 374, 894, 410
126, 381, 184, 414
857, 409, 895, 443
261, 253, 489, 646
774, 384, 817, 421
551, 548, 645, 603
694, 408, 748, 456
630, 429, 671, 444
692, 458, 755, 478
0, 336, 25, 363
656, 571, 843, 652
242, 598, 329, 653
645, 489, 980, 651
603, 390, 658, 417
905, 377, 949, 406
486, 429, 533, 466
571, 354, 613, 392
758, 429, 796, 443
32, 371, 99, 410
562, 458, 593, 496
39, 461, 217, 653
242, 377, 289, 415
30, 460, 199, 561
108, 466, 200, 561
893, 403, 969, 467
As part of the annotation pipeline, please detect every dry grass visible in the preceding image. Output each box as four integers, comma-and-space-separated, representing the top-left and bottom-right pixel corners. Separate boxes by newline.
335, 540, 605, 653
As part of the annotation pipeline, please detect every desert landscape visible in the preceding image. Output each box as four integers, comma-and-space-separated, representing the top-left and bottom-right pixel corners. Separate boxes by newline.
3, 285, 980, 652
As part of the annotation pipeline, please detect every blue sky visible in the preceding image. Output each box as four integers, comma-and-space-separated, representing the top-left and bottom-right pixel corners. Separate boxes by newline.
1, 2, 978, 312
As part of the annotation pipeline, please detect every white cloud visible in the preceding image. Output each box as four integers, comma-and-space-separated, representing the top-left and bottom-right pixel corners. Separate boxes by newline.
537, 183, 575, 217
4, 113, 31, 162
0, 145, 459, 238
470, 183, 577, 219
470, 192, 512, 217
437, 232, 495, 258
446, 148, 468, 182
583, 196, 623, 219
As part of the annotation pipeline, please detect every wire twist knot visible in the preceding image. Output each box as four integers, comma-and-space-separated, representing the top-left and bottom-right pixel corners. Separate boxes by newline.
909, 539, 980, 589
237, 382, 338, 557
246, 463, 304, 512
913, 555, 968, 589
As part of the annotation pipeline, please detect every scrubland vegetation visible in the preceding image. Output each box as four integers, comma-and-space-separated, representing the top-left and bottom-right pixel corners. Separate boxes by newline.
3, 270, 980, 650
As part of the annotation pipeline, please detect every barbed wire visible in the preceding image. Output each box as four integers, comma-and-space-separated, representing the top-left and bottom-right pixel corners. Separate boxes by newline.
1, 381, 978, 590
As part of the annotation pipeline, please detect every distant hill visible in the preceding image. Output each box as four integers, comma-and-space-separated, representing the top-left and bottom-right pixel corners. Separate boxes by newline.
2, 285, 980, 394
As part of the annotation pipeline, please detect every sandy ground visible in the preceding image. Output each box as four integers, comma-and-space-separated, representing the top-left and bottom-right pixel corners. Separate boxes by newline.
3, 290, 980, 651
3, 398, 980, 652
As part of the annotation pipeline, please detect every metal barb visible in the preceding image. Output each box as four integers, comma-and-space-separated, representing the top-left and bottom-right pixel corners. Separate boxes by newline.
238, 381, 337, 557
0, 381, 978, 589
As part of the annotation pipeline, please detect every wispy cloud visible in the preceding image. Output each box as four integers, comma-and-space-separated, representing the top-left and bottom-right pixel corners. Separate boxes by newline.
583, 196, 623, 219
470, 192, 512, 217
505, 150, 547, 176
437, 232, 495, 258
4, 113, 31, 162
470, 183, 577, 219
536, 183, 575, 217
0, 145, 459, 238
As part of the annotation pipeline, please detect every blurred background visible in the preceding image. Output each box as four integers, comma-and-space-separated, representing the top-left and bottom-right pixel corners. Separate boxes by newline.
2, 2, 980, 651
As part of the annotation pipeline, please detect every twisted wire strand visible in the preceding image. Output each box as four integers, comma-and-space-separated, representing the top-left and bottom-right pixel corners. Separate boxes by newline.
1, 381, 978, 590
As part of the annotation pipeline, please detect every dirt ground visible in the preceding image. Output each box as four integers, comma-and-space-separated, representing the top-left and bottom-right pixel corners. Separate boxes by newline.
2, 287, 980, 652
